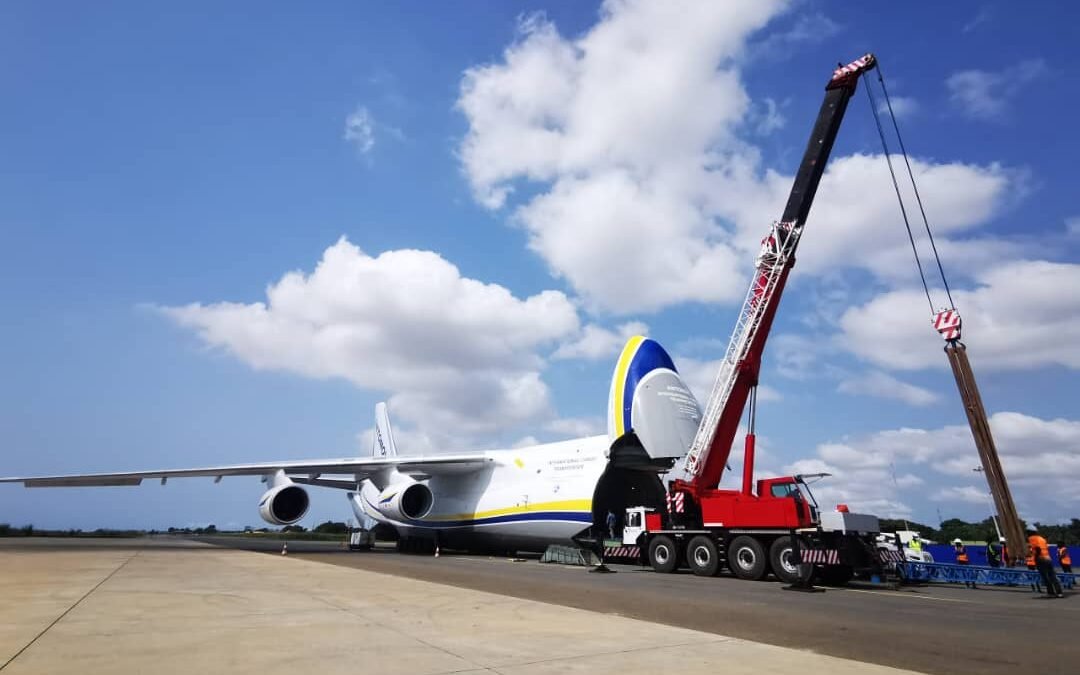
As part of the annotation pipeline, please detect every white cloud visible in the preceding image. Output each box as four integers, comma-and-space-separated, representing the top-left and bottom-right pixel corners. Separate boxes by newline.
790, 412, 1080, 522
675, 354, 781, 404
358, 425, 438, 456
457, 1, 787, 312
754, 97, 786, 134
161, 238, 580, 440
961, 7, 993, 33
946, 59, 1047, 120
512, 435, 542, 449
838, 370, 939, 406
894, 473, 925, 488
456, 3, 1021, 315
544, 416, 605, 438
723, 153, 1014, 280
751, 11, 841, 54
344, 106, 376, 153
770, 333, 845, 381
840, 260, 1080, 371
553, 321, 647, 360
932, 486, 992, 505
877, 95, 918, 119
1066, 216, 1080, 238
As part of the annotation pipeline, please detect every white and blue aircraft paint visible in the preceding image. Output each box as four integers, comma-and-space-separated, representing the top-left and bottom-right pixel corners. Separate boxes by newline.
1, 337, 702, 553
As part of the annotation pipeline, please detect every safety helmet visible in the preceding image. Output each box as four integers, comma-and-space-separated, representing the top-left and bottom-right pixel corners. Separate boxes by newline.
952, 538, 963, 545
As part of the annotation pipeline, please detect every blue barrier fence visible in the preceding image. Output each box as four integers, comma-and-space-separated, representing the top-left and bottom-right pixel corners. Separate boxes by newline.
897, 561, 1076, 588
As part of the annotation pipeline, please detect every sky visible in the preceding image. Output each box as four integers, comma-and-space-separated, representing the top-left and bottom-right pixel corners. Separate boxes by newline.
2, 1, 1078, 531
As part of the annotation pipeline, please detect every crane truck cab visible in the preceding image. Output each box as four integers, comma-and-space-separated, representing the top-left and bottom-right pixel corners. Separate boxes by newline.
698, 475, 821, 531
621, 506, 661, 546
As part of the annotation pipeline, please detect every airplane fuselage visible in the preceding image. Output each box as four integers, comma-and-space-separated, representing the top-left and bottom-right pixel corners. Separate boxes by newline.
354, 435, 610, 550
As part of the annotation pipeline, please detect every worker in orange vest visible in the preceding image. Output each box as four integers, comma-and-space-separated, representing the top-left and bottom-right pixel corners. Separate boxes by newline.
1026, 546, 1041, 593
1059, 544, 1072, 574
1027, 528, 1063, 598
953, 539, 976, 588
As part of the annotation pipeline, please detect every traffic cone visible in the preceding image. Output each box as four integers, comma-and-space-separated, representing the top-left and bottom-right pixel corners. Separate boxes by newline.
281, 542, 288, 556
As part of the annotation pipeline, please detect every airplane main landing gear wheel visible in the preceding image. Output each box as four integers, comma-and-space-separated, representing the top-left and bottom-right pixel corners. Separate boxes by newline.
648, 535, 679, 573
687, 536, 720, 577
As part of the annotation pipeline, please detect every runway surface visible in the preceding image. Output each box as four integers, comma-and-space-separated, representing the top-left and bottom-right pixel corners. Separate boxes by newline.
0, 537, 923, 675
198, 536, 1080, 675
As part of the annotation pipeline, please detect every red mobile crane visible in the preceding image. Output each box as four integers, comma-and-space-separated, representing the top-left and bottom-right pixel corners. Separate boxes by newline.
623, 54, 886, 584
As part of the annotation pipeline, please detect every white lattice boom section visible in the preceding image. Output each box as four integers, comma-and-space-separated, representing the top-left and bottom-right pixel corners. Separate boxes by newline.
682, 220, 803, 480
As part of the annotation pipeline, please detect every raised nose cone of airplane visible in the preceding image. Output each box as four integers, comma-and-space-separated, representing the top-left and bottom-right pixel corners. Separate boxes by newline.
607, 336, 702, 462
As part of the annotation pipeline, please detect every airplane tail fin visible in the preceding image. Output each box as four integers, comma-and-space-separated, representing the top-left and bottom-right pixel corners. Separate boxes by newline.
372, 402, 398, 458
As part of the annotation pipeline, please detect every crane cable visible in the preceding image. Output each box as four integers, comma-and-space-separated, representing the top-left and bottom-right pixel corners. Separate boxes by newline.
874, 64, 956, 310
862, 65, 955, 314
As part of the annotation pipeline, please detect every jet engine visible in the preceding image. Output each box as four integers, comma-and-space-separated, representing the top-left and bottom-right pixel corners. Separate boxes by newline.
375, 481, 434, 521
258, 483, 310, 525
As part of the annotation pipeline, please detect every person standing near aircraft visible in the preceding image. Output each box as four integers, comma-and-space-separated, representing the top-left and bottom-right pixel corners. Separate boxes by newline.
1026, 545, 1042, 593
908, 533, 923, 556
985, 537, 1001, 568
1027, 528, 1063, 598
606, 510, 617, 541
1058, 543, 1072, 574
953, 539, 975, 589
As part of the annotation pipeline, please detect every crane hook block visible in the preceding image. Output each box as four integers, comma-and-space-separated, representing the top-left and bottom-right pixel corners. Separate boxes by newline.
933, 309, 962, 342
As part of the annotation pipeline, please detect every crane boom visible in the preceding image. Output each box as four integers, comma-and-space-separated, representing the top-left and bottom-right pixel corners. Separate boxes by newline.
678, 54, 877, 491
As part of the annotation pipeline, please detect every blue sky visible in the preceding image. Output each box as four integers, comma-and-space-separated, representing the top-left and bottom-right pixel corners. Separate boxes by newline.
2, 1, 1078, 530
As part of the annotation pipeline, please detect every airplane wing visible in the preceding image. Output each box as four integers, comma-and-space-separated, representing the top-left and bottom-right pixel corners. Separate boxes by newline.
0, 454, 493, 488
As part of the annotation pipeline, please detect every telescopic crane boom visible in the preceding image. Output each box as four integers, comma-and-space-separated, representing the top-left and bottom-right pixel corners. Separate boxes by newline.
676, 54, 877, 494
618, 55, 887, 584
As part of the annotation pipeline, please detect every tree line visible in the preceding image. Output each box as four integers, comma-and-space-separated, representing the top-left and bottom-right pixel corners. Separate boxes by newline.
879, 517, 1080, 545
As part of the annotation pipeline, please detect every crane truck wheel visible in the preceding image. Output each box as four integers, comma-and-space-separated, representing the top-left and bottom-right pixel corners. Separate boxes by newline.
728, 535, 767, 580
648, 535, 679, 573
769, 536, 806, 584
686, 536, 720, 576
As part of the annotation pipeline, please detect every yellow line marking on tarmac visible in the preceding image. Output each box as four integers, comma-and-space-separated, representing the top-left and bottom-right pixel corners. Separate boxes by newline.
835, 587, 976, 603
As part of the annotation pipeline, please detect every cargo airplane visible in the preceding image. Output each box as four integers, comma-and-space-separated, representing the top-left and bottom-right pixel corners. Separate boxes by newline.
1, 337, 701, 553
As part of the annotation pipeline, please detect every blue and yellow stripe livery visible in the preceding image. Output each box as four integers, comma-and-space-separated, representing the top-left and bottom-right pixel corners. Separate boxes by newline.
608, 336, 678, 440
362, 494, 592, 529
